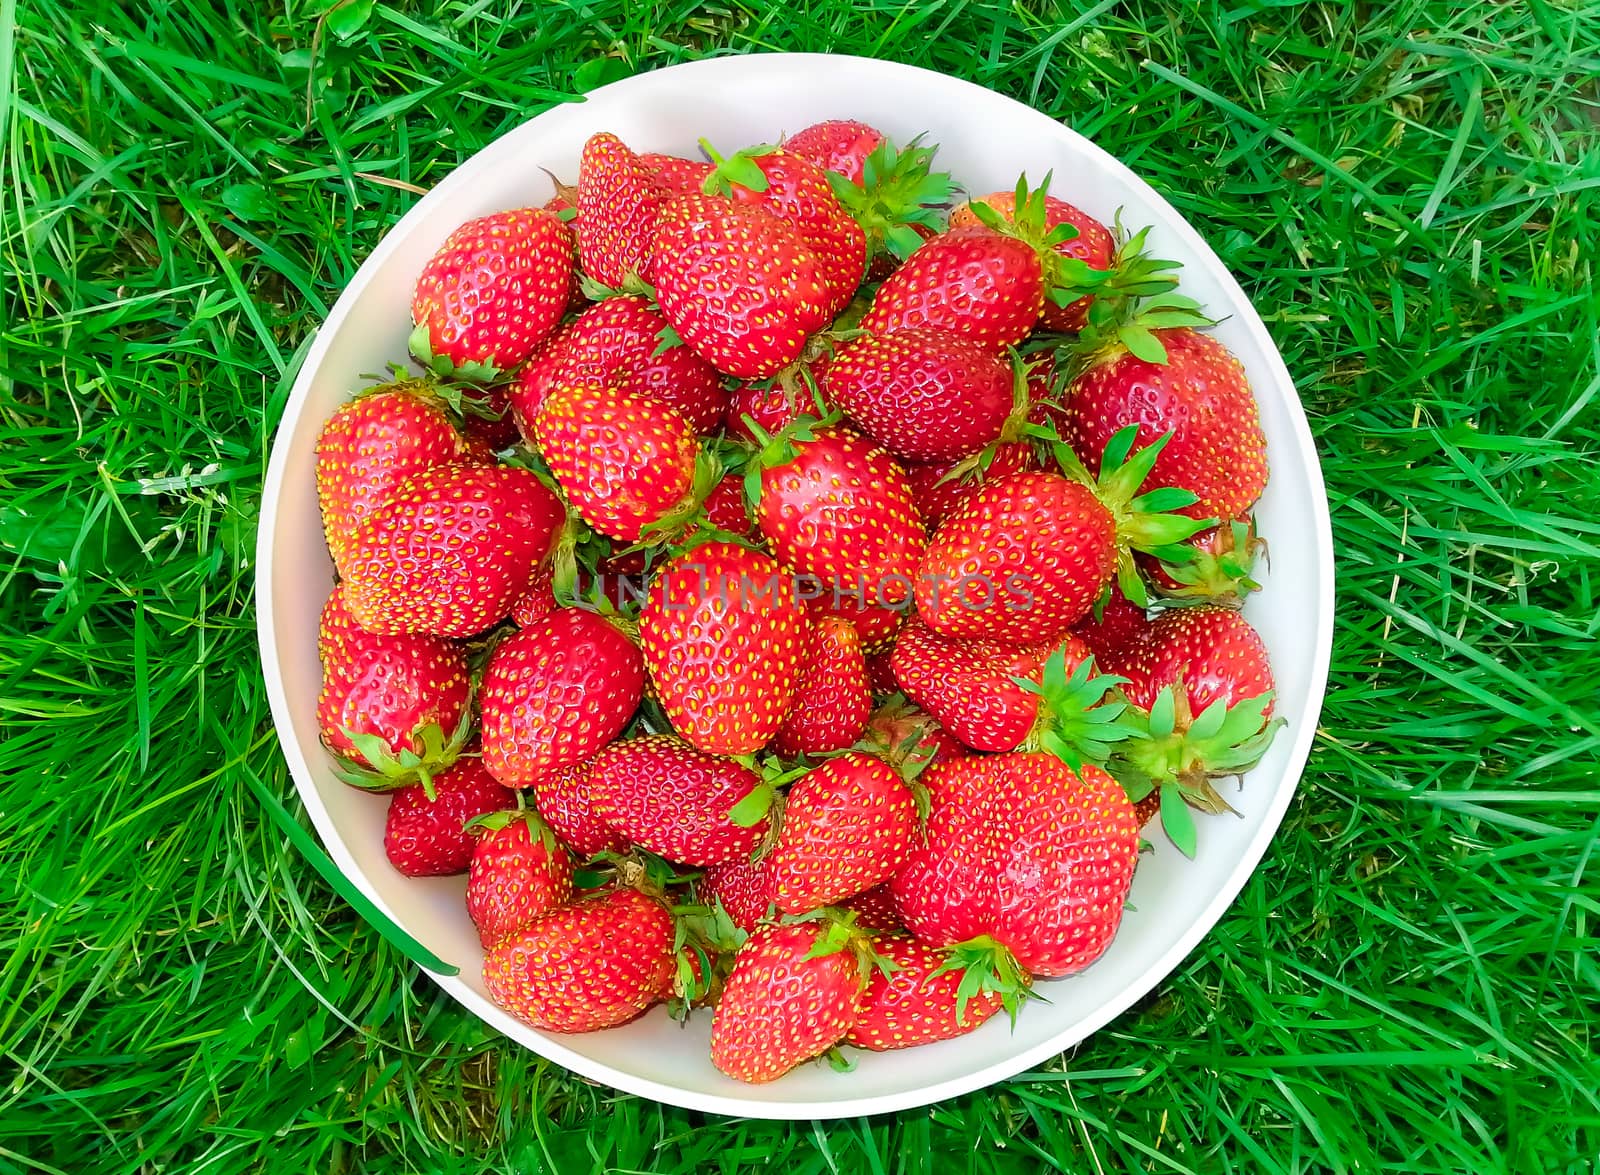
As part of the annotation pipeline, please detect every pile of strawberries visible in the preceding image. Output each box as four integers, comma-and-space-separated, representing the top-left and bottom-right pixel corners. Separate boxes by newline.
311, 118, 1283, 1084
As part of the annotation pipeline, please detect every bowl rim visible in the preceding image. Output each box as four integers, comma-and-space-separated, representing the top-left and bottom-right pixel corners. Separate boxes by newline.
256, 50, 1336, 1119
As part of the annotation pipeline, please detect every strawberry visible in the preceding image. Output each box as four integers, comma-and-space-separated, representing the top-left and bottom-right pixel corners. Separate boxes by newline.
513, 296, 728, 435
859, 226, 1043, 352
839, 884, 901, 932
704, 143, 867, 316
702, 472, 755, 537
382, 758, 515, 877
410, 207, 573, 376
340, 464, 565, 637
1140, 513, 1264, 603
533, 384, 699, 542
752, 425, 926, 604
771, 615, 872, 757
808, 591, 902, 652
639, 542, 808, 755
527, 756, 627, 858
890, 753, 1139, 978
950, 187, 1114, 333
1071, 580, 1151, 668
509, 563, 558, 627
651, 194, 830, 379
576, 132, 668, 288
723, 380, 806, 443
865, 649, 899, 696
480, 608, 645, 785
699, 858, 773, 932
507, 320, 576, 437
317, 598, 472, 786
844, 933, 1004, 1051
466, 811, 575, 948
1060, 327, 1268, 520
314, 384, 467, 576
710, 919, 872, 1083
1112, 606, 1281, 852
906, 440, 1038, 528
891, 620, 1132, 768
589, 735, 770, 867
784, 119, 883, 184
915, 470, 1116, 645
641, 151, 714, 193
819, 328, 1014, 463
766, 753, 916, 913
483, 887, 676, 1032
861, 697, 970, 776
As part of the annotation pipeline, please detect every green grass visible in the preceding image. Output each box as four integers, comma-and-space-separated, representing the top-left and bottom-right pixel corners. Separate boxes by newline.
3, 0, 1598, 1171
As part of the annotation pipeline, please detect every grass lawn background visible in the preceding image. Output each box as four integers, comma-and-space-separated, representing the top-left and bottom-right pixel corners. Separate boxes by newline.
4, 1, 1597, 1171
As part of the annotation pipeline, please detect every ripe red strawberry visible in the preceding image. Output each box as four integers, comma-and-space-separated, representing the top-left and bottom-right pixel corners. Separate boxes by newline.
411, 207, 573, 374
639, 542, 808, 755
1140, 513, 1264, 603
699, 858, 773, 932
891, 620, 1057, 752
576, 132, 668, 288
808, 591, 902, 651
839, 884, 901, 932
340, 464, 565, 637
527, 756, 627, 858
702, 473, 754, 536
859, 226, 1043, 352
652, 194, 830, 379
766, 753, 915, 913
466, 811, 575, 948
845, 933, 1004, 1051
533, 384, 698, 542
1060, 327, 1267, 520
510, 563, 558, 627
916, 470, 1115, 645
480, 608, 645, 785
589, 735, 769, 867
865, 649, 898, 695
512, 296, 728, 434
710, 920, 871, 1083
641, 151, 714, 193
484, 887, 676, 1032
891, 621, 1131, 768
458, 383, 520, 452
507, 320, 576, 438
862, 697, 970, 776
1071, 580, 1151, 669
753, 427, 926, 604
771, 615, 872, 757
315, 385, 467, 576
951, 189, 1114, 332
820, 328, 1014, 463
708, 145, 867, 316
317, 604, 472, 782
784, 119, 883, 184
906, 440, 1037, 528
383, 758, 516, 877
723, 380, 806, 443
891, 753, 1138, 977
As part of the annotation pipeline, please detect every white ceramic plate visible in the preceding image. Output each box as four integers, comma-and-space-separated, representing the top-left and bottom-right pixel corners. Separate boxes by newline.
257, 52, 1334, 1120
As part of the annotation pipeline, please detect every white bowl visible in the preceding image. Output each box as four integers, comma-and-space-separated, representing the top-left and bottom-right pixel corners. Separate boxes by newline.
257, 52, 1334, 1120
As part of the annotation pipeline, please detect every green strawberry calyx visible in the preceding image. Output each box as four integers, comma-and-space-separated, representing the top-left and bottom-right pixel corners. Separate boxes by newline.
698, 138, 777, 197
825, 134, 955, 264
786, 907, 895, 993
1150, 515, 1265, 604
407, 321, 503, 385
1111, 685, 1285, 858
962, 172, 1100, 314
928, 934, 1035, 1027
1014, 646, 1139, 773
331, 695, 475, 798
462, 804, 565, 856
1040, 422, 1217, 608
